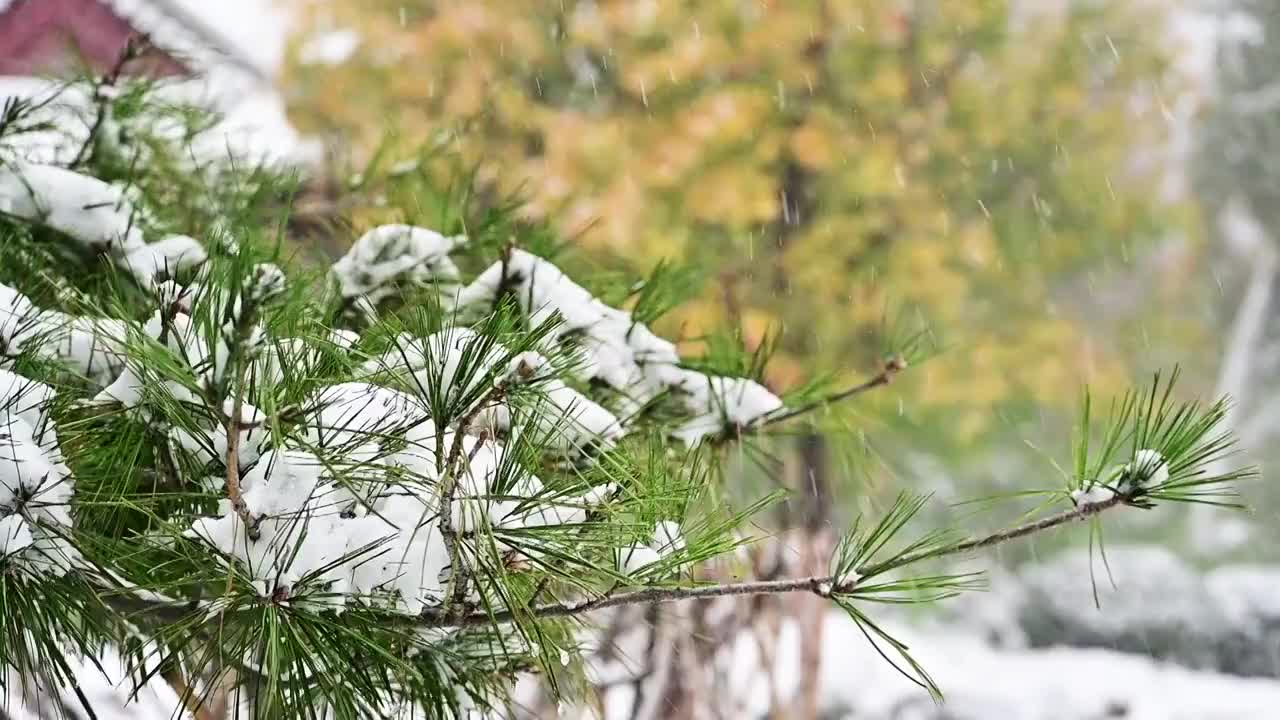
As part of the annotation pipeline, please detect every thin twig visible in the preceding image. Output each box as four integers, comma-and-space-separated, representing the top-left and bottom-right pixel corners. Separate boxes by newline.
882, 498, 1116, 569
214, 285, 269, 541
757, 354, 907, 429
491, 241, 515, 314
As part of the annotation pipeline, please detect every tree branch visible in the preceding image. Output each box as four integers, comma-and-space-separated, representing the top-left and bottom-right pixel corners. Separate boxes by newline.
212, 285, 270, 542
755, 354, 907, 429
223, 380, 258, 540
101, 488, 1127, 636
437, 383, 507, 615
412, 491, 1125, 628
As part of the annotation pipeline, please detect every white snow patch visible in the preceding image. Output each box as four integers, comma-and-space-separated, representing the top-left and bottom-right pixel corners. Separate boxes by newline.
117, 235, 208, 287
0, 372, 77, 575
618, 520, 685, 575
1070, 485, 1116, 506
332, 225, 466, 304
0, 162, 145, 253
302, 382, 427, 451
668, 370, 783, 446
2, 641, 193, 720
451, 250, 680, 407
1122, 448, 1170, 489
449, 249, 783, 440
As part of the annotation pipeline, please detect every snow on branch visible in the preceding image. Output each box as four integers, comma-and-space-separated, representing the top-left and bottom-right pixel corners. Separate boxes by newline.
0, 369, 79, 574
135, 487, 1132, 632
116, 234, 207, 287
2, 281, 128, 384
0, 161, 145, 253
0, 162, 209, 289
185, 379, 619, 613
331, 224, 467, 307
444, 248, 784, 445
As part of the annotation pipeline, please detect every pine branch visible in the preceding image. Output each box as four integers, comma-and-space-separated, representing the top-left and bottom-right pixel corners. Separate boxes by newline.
98, 479, 1124, 641
703, 354, 907, 448
411, 491, 1124, 628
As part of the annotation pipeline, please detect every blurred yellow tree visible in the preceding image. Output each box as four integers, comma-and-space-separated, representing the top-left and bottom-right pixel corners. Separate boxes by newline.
283, 0, 1180, 452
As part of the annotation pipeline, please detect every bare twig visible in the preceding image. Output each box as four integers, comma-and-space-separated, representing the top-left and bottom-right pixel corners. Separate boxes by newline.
707, 355, 906, 448
884, 494, 1119, 566
755, 353, 907, 430
491, 241, 515, 314
212, 285, 271, 542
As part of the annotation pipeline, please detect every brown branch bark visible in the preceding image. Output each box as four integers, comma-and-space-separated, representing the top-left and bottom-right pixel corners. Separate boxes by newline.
161, 668, 218, 720
437, 384, 507, 615
223, 373, 258, 540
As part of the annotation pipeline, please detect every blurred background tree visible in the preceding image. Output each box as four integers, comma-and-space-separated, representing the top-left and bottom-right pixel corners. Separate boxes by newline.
282, 0, 1185, 524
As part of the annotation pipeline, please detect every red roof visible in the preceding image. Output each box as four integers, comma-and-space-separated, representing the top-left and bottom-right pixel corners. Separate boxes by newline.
0, 0, 188, 77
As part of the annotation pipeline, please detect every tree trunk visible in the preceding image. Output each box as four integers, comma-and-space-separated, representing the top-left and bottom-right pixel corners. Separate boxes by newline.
785, 434, 831, 720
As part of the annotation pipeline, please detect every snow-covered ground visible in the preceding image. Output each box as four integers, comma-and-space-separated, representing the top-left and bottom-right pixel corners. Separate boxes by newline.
0, 644, 190, 720
821, 546, 1280, 719
812, 616, 1280, 720
559, 608, 1280, 720
553, 545, 1280, 720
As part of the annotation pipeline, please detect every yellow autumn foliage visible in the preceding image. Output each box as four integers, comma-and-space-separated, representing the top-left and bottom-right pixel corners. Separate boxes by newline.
284, 0, 1181, 449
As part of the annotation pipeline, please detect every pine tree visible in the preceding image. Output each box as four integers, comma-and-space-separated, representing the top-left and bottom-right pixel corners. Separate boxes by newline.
0, 64, 1253, 718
